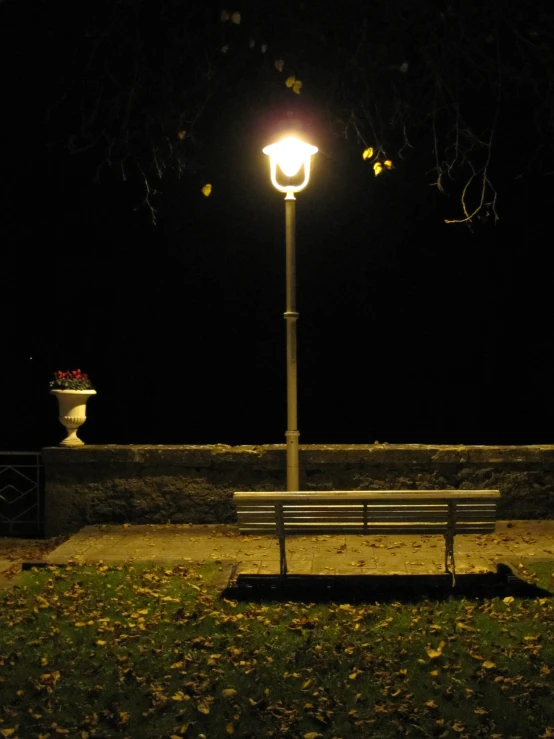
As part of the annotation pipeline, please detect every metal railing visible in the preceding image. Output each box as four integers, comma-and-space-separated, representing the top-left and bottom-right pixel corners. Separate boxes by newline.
0, 452, 44, 537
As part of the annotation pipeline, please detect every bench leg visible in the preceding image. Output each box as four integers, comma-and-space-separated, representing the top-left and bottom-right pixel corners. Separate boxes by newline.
276, 504, 287, 583
444, 533, 456, 587
279, 534, 288, 582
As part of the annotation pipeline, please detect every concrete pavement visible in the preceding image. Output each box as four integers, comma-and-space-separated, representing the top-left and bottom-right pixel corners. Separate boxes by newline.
41, 520, 554, 577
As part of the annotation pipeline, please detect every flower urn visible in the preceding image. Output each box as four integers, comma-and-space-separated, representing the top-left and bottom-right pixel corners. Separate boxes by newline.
50, 389, 96, 447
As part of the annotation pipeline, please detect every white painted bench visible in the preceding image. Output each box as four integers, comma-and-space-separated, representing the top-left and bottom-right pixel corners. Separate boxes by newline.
234, 490, 501, 585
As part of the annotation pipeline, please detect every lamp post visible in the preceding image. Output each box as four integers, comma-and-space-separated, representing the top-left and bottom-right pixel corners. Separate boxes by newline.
263, 134, 318, 491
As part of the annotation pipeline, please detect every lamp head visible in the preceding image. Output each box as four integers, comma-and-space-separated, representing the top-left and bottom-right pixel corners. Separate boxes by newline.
263, 134, 318, 194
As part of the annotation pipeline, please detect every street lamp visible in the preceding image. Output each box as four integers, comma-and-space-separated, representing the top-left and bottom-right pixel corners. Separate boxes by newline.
263, 133, 318, 491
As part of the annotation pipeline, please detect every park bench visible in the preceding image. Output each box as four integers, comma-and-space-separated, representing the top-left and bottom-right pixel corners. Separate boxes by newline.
234, 490, 501, 585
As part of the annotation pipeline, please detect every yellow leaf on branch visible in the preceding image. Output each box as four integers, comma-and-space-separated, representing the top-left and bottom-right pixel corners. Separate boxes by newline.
362, 147, 374, 160
201, 184, 212, 197
373, 161, 383, 176
285, 75, 296, 88
292, 80, 302, 94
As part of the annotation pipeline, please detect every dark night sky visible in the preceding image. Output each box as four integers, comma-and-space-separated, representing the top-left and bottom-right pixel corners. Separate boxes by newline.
1, 1, 553, 450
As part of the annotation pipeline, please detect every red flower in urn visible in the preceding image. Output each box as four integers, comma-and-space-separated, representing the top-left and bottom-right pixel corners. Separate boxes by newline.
49, 369, 94, 391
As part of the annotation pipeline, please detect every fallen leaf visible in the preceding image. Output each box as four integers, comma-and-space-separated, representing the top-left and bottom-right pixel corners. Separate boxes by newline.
197, 698, 211, 714
426, 641, 445, 659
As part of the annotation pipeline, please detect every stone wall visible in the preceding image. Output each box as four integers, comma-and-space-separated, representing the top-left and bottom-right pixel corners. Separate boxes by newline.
41, 444, 554, 536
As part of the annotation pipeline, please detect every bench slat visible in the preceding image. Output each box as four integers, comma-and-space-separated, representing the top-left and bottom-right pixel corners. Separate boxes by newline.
238, 516, 496, 526
240, 526, 496, 535
235, 490, 500, 502
236, 503, 497, 511
238, 511, 456, 519
239, 522, 496, 532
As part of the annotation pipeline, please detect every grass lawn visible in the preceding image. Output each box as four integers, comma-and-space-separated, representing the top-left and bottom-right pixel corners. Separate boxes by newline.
1, 560, 553, 739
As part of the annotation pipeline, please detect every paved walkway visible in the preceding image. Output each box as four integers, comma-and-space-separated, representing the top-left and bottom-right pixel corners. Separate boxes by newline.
41, 520, 554, 576
0, 535, 67, 589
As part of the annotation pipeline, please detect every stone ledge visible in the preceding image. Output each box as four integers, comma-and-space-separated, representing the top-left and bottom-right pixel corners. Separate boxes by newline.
41, 444, 554, 535
42, 443, 554, 467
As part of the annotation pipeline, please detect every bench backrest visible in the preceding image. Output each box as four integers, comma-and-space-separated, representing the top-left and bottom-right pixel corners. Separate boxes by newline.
234, 490, 500, 536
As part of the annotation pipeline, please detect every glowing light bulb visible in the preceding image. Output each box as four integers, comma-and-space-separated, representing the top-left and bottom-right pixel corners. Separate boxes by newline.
275, 138, 305, 177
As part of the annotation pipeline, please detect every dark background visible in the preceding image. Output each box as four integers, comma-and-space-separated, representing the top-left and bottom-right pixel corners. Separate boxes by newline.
1, 1, 553, 450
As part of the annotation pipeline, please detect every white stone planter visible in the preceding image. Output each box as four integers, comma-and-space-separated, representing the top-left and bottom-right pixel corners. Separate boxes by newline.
50, 389, 96, 447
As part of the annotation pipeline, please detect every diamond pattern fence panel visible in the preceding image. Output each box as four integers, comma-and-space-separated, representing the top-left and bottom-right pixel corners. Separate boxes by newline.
0, 452, 44, 537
